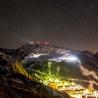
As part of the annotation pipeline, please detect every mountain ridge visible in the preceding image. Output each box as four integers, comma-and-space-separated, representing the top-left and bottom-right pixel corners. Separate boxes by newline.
0, 42, 98, 98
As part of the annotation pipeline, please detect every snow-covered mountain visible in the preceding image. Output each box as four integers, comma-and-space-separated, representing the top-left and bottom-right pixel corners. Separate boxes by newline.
0, 41, 98, 98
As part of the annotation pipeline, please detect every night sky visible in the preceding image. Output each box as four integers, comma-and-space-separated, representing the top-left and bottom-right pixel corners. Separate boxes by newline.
0, 0, 98, 52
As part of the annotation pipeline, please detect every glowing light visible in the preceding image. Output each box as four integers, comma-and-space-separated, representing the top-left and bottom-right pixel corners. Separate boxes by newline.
28, 41, 34, 44
76, 95, 82, 98
84, 89, 89, 94
32, 53, 43, 58
24, 53, 48, 59
49, 54, 80, 64
65, 55, 79, 62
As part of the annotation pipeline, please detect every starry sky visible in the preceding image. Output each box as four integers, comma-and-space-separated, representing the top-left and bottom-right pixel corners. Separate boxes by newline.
0, 0, 98, 52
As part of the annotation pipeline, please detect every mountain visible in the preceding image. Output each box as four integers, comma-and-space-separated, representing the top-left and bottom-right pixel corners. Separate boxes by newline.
0, 41, 98, 98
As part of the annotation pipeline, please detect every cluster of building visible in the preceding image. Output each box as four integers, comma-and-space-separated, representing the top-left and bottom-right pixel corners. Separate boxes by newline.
58, 81, 98, 98
47, 79, 98, 98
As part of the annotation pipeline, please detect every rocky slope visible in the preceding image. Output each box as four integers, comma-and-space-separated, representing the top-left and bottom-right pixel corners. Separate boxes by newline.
0, 42, 98, 98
